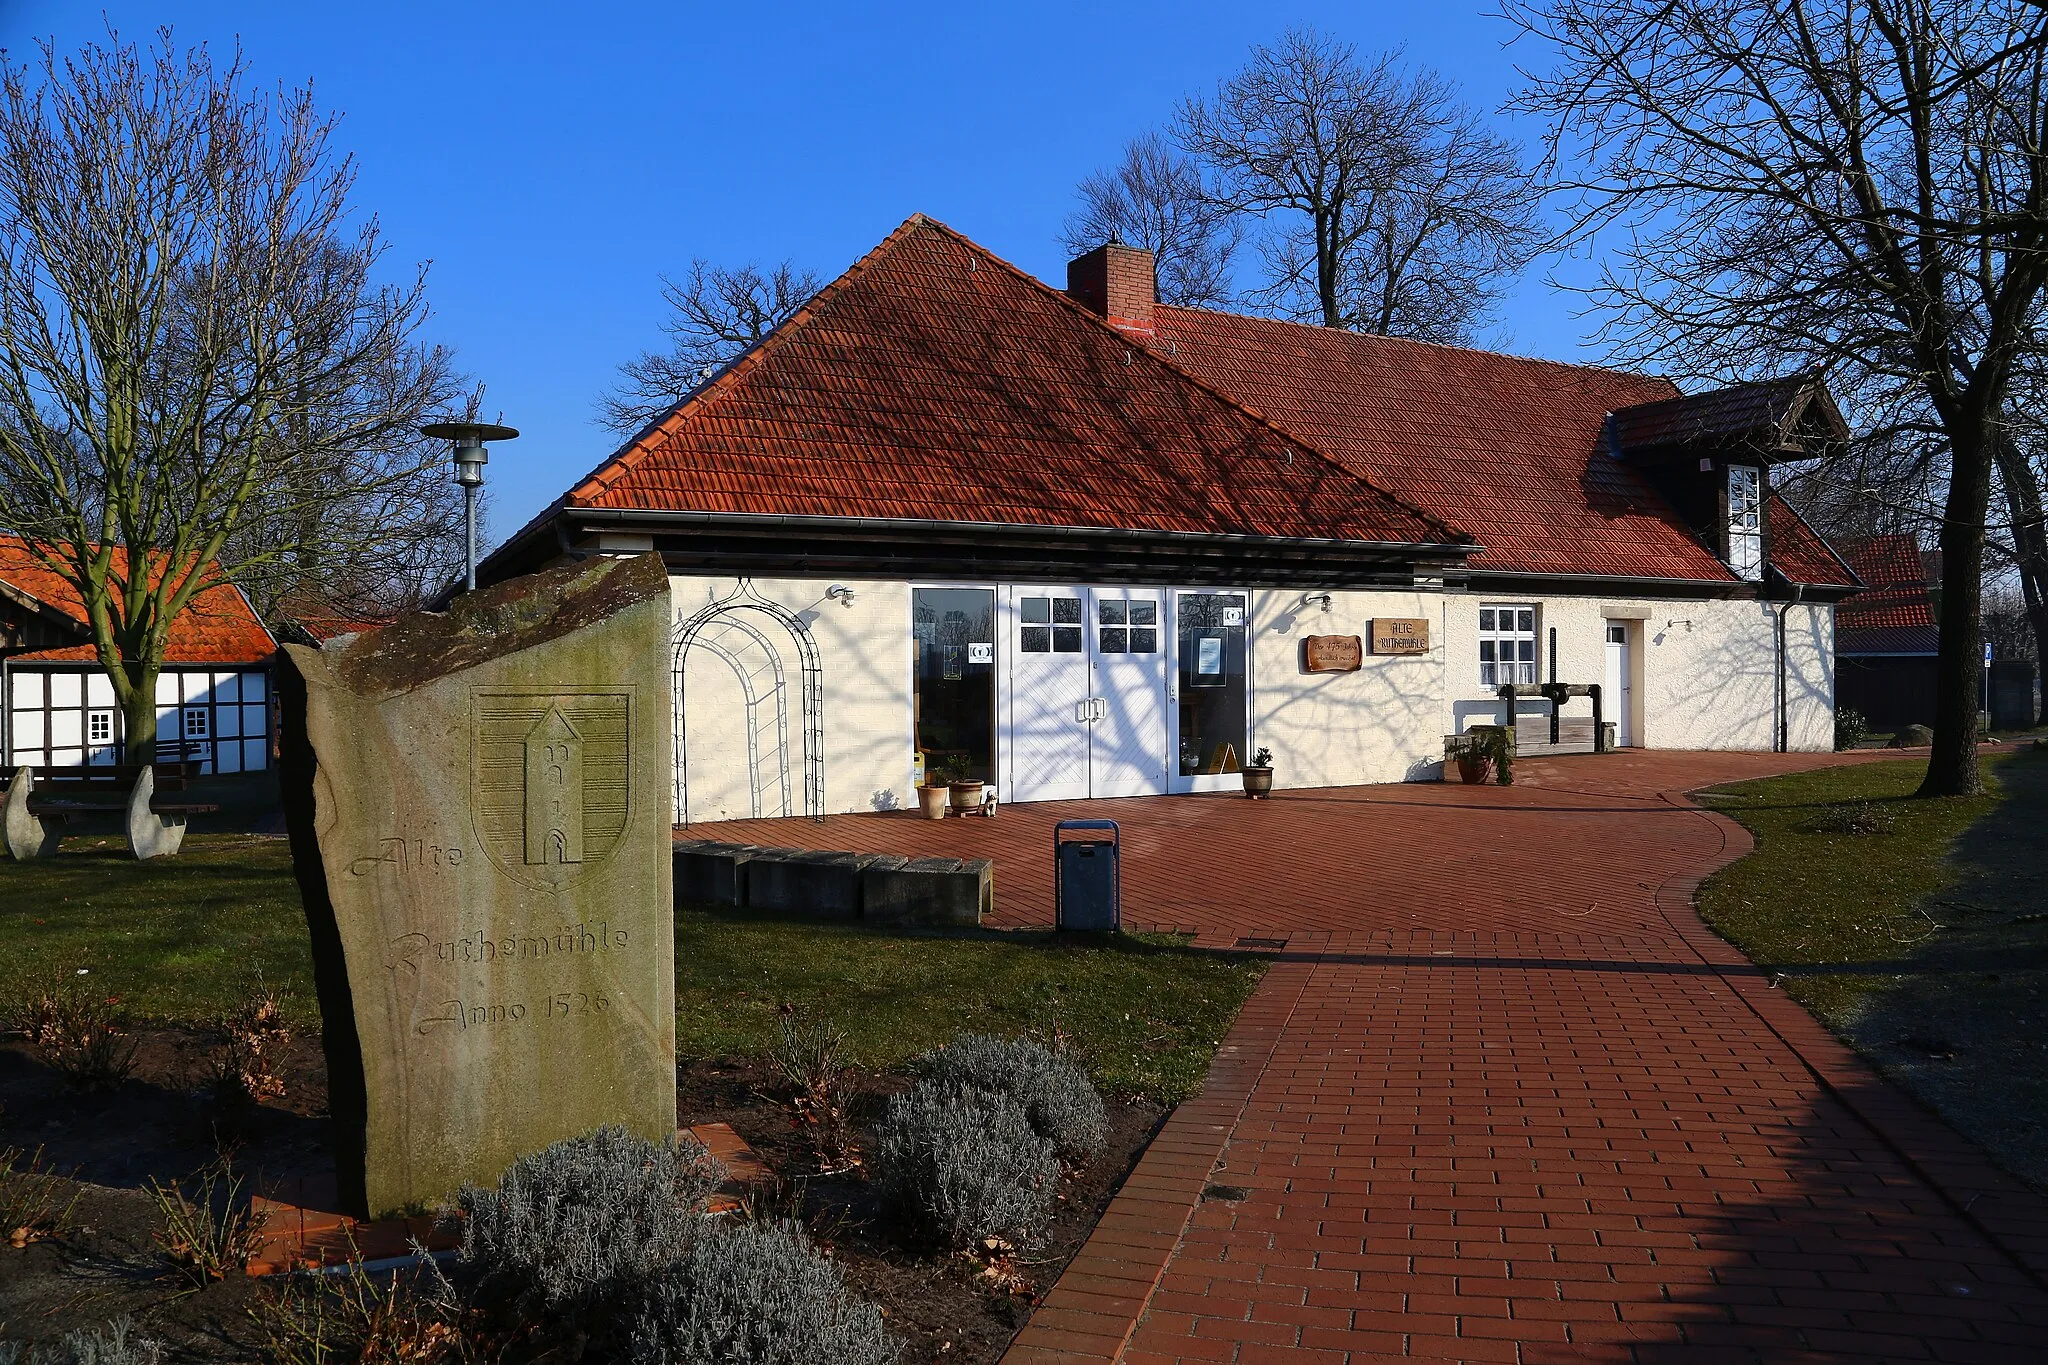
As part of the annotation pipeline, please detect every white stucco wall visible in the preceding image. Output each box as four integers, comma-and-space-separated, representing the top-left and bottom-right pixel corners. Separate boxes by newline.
1249, 588, 1448, 787
1439, 592, 1834, 754
668, 575, 912, 822
661, 570, 1837, 820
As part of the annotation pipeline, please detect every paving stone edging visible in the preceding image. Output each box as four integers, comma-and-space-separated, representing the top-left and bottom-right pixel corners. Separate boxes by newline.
1654, 787, 2048, 1289
1001, 959, 1318, 1363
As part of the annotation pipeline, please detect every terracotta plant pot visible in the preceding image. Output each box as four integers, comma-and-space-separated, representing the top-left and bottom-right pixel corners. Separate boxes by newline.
917, 784, 951, 820
948, 780, 986, 812
1456, 754, 1490, 785
1242, 766, 1274, 799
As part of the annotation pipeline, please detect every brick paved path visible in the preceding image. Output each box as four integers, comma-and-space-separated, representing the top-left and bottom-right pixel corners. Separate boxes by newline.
698, 750, 2048, 1361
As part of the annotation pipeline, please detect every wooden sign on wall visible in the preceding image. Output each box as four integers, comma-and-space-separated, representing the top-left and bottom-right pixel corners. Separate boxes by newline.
1303, 635, 1363, 673
1371, 618, 1430, 655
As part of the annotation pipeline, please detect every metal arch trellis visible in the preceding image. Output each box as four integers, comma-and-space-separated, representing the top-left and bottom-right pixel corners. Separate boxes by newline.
672, 579, 825, 825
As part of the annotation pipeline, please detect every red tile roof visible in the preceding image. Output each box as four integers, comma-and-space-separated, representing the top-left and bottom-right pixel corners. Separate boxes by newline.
1153, 308, 1714, 579
1155, 307, 1856, 585
568, 217, 1468, 550
0, 537, 276, 665
1611, 375, 1847, 458
1837, 535, 1936, 632
1765, 498, 1860, 589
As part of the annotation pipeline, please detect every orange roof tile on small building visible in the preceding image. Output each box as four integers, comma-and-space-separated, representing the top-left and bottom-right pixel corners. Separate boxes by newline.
1765, 498, 1860, 589
1836, 534, 1937, 652
563, 216, 1470, 552
0, 536, 276, 665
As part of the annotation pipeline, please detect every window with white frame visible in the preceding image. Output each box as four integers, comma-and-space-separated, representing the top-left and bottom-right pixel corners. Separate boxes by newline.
1479, 605, 1538, 686
1727, 465, 1764, 581
88, 710, 113, 743
182, 706, 209, 738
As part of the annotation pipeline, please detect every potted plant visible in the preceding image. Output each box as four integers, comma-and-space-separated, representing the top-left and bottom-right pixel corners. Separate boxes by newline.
934, 756, 984, 813
1242, 746, 1274, 798
915, 765, 951, 820
1449, 735, 1489, 785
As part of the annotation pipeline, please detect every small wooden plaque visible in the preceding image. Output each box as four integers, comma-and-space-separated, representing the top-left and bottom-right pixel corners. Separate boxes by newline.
1371, 618, 1430, 655
1303, 635, 1363, 673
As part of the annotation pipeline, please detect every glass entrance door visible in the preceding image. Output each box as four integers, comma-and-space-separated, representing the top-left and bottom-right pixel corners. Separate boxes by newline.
1088, 588, 1168, 797
913, 588, 997, 786
1171, 590, 1250, 793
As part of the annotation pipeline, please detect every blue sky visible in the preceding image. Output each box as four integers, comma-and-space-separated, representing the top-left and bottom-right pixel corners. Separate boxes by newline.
3, 1, 1601, 545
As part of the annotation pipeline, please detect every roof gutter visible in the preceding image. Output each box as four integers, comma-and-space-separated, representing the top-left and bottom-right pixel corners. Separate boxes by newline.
559, 505, 1481, 559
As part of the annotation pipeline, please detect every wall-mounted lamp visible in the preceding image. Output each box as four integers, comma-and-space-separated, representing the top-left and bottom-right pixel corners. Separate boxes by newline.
826, 584, 856, 607
1665, 618, 1694, 633
1301, 592, 1334, 612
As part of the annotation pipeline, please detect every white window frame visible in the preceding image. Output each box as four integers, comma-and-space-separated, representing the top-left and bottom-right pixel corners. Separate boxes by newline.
1728, 464, 1764, 581
87, 709, 113, 743
182, 705, 210, 739
1479, 605, 1538, 687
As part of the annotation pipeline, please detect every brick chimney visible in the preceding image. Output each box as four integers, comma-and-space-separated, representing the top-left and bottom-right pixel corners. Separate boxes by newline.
1066, 243, 1156, 340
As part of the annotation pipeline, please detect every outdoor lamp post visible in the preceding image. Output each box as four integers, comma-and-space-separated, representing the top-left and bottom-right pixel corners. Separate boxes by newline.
422, 420, 519, 592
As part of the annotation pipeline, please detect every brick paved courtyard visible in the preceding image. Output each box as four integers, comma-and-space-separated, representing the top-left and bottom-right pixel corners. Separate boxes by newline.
695, 750, 2048, 1361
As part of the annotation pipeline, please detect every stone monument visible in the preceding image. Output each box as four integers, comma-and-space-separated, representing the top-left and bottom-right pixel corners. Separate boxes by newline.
277, 554, 675, 1217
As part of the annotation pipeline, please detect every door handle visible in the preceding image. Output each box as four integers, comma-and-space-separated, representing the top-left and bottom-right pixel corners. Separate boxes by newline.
1091, 698, 1108, 722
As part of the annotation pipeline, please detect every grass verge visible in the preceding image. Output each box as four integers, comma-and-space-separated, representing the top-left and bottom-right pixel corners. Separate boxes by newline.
1697, 756, 2002, 1024
0, 841, 1263, 1105
675, 906, 1264, 1104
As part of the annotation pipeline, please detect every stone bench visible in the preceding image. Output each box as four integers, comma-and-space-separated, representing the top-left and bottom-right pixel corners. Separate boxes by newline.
4, 762, 217, 860
673, 838, 990, 928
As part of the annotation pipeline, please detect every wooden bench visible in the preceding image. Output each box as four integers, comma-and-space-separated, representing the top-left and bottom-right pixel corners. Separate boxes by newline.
2, 761, 217, 860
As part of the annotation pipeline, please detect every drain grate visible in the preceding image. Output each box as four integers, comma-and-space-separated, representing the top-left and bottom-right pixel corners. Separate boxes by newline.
1234, 936, 1287, 950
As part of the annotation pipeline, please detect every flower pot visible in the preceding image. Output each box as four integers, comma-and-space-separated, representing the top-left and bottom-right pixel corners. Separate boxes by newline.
948, 780, 985, 812
917, 784, 951, 820
1242, 766, 1273, 799
1455, 754, 1490, 785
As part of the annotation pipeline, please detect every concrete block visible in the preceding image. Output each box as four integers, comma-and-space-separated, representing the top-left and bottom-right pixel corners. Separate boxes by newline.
673, 840, 755, 907
863, 855, 990, 928
745, 849, 867, 919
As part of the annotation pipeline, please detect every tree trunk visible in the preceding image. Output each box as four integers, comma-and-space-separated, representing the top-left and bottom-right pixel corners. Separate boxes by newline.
1920, 429, 1991, 796
2001, 443, 2048, 707
120, 666, 158, 767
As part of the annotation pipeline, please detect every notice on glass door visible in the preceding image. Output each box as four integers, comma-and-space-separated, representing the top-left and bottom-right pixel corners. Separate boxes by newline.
1197, 635, 1223, 676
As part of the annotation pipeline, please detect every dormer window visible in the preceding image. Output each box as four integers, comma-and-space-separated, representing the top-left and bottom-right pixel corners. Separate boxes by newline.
1727, 464, 1763, 580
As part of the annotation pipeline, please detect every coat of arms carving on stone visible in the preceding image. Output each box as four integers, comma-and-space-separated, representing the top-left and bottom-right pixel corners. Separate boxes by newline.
470, 691, 631, 890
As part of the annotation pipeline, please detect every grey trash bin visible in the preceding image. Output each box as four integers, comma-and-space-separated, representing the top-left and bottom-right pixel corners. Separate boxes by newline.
1054, 819, 1120, 932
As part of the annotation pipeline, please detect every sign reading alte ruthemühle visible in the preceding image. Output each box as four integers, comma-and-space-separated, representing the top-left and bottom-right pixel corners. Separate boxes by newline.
278, 555, 675, 1217
1371, 618, 1430, 655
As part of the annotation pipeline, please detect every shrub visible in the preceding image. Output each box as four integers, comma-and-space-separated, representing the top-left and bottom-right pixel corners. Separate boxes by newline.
0, 1319, 162, 1365
12, 980, 139, 1092
207, 985, 293, 1111
0, 1146, 78, 1247
917, 1034, 1106, 1163
767, 1008, 859, 1171
457, 1126, 723, 1315
149, 1157, 268, 1285
248, 1249, 464, 1365
871, 1082, 1060, 1249
1834, 707, 1870, 751
627, 1219, 896, 1365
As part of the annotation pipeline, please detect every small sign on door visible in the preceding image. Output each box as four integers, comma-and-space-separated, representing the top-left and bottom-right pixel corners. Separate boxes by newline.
1221, 606, 1245, 627
968, 642, 993, 664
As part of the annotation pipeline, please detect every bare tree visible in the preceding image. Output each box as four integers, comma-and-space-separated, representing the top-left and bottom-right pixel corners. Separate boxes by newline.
1177, 28, 1540, 341
1504, 0, 2048, 796
1060, 132, 1241, 308
597, 259, 819, 434
0, 31, 452, 761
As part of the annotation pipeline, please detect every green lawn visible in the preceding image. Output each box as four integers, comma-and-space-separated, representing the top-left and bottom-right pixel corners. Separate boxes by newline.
1697, 756, 2005, 1025
675, 907, 1264, 1102
0, 837, 1262, 1104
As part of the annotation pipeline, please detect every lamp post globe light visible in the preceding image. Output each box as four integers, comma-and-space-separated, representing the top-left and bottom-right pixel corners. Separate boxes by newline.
422, 420, 519, 592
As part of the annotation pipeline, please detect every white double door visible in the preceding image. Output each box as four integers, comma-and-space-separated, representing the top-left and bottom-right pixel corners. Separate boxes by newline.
1007, 586, 1169, 802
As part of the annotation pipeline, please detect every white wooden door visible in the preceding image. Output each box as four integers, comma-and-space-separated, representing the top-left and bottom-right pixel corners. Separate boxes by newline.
1604, 623, 1634, 747
1007, 588, 1092, 801
1088, 588, 1169, 797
